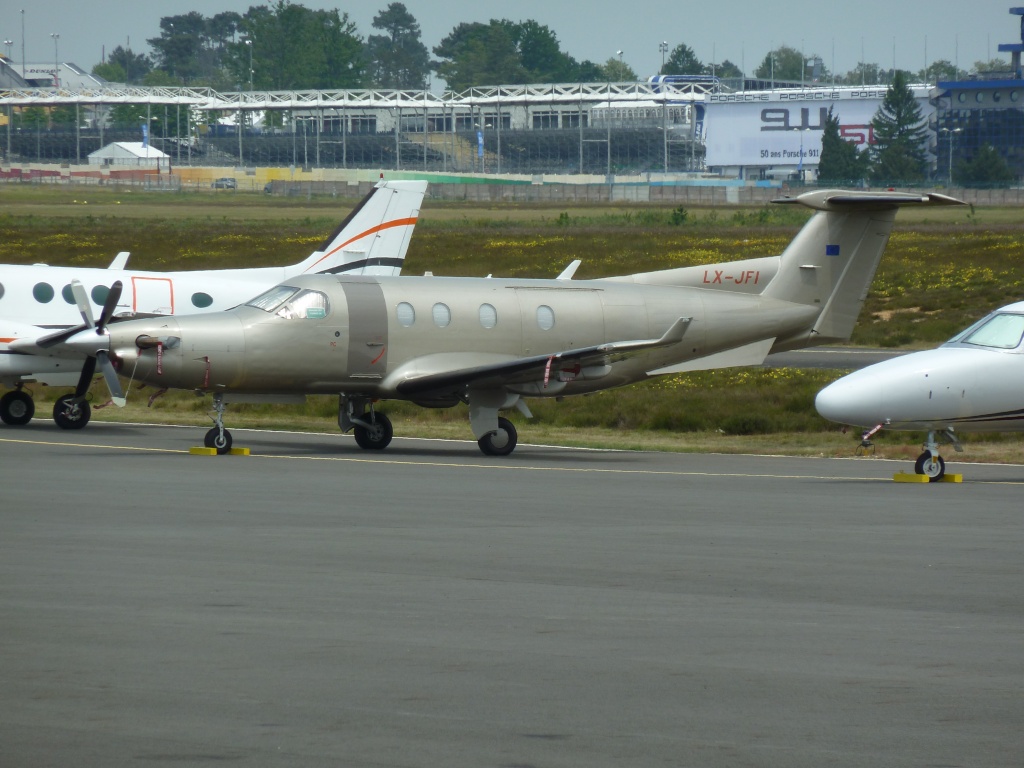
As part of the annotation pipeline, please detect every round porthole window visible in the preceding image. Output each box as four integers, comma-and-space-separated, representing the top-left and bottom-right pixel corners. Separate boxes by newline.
432, 302, 451, 328
957, 92, 967, 103
396, 301, 415, 327
536, 305, 555, 331
975, 91, 985, 103
33, 283, 54, 303
191, 292, 214, 308
92, 285, 110, 305
61, 284, 76, 304
1011, 91, 1020, 102
479, 303, 497, 329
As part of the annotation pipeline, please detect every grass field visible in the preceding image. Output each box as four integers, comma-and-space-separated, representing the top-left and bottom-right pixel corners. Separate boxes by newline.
3, 183, 1024, 464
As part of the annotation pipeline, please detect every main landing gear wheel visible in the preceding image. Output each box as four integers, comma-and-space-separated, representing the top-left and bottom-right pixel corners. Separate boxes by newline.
914, 452, 946, 482
478, 417, 517, 456
353, 412, 393, 450
0, 390, 35, 426
204, 427, 233, 455
53, 394, 91, 430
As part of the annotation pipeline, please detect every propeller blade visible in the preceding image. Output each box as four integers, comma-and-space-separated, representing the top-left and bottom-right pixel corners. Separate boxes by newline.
96, 351, 126, 407
74, 355, 97, 400
70, 280, 95, 328
96, 281, 124, 331
35, 324, 88, 349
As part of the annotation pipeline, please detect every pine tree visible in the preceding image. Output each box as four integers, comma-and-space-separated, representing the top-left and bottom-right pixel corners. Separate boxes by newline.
365, 3, 430, 89
869, 70, 930, 185
817, 105, 869, 185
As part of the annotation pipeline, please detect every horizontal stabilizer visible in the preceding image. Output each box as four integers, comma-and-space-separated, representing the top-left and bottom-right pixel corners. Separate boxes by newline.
773, 189, 967, 211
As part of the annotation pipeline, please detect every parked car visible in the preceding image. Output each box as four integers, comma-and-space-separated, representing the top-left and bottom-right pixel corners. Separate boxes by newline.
212, 177, 237, 189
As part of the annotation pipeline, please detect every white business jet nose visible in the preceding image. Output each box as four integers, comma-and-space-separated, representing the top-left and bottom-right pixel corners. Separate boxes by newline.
815, 371, 886, 428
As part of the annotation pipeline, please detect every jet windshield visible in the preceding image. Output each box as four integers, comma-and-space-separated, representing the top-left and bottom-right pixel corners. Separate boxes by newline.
245, 285, 330, 319
952, 312, 1024, 350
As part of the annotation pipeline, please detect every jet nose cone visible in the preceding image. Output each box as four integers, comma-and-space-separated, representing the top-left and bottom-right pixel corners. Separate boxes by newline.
815, 374, 884, 428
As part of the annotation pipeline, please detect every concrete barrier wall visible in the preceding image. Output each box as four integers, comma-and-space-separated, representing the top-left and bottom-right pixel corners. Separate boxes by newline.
3, 163, 1024, 206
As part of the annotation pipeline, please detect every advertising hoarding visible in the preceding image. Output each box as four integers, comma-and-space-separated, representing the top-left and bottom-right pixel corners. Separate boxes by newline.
703, 87, 931, 169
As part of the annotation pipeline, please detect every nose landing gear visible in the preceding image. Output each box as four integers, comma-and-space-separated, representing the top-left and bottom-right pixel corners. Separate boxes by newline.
912, 429, 962, 482
203, 394, 233, 455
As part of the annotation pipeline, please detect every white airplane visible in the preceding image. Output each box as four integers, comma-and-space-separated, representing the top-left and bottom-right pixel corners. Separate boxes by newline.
0, 179, 427, 428
816, 301, 1024, 480
24, 189, 964, 455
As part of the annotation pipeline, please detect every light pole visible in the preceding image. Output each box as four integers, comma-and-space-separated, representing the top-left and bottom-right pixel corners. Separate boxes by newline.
793, 126, 812, 182
941, 127, 961, 187
659, 41, 668, 73
245, 38, 253, 91
4, 39, 11, 161
50, 32, 59, 87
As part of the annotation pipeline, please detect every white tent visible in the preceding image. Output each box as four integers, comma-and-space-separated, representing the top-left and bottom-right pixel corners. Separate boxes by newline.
88, 142, 169, 170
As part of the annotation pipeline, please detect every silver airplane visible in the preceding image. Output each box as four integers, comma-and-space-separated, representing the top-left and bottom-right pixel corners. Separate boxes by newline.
816, 300, 1024, 480
26, 190, 964, 456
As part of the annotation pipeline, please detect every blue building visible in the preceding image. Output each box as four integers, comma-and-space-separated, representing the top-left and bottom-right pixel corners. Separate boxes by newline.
932, 7, 1024, 183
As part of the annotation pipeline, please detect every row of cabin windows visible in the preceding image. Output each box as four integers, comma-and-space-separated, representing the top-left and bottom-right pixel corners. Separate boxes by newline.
25, 282, 214, 308
396, 301, 555, 331
18, 281, 560, 333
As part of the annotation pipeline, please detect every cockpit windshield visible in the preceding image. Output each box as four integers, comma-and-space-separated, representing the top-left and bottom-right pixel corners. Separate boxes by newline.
247, 285, 298, 313
245, 285, 330, 319
952, 312, 1024, 350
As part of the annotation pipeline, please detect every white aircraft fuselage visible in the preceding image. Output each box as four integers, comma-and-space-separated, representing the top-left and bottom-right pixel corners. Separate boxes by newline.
815, 301, 1024, 478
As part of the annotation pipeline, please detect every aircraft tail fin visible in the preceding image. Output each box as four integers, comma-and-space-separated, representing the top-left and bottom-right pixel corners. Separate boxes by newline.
765, 190, 964, 346
290, 179, 427, 278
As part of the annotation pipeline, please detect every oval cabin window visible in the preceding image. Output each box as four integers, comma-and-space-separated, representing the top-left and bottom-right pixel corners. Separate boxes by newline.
536, 305, 555, 331
432, 303, 451, 328
396, 302, 416, 327
33, 283, 55, 304
192, 292, 214, 309
479, 303, 497, 329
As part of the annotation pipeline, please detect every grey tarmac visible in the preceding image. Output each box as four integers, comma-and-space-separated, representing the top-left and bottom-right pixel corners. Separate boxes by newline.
1, 422, 1022, 768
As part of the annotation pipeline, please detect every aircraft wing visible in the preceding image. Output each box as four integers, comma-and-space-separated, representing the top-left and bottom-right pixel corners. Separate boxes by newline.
391, 317, 691, 397
647, 337, 776, 375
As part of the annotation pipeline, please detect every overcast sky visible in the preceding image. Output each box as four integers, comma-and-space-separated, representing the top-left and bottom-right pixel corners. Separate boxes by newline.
6, 0, 1018, 85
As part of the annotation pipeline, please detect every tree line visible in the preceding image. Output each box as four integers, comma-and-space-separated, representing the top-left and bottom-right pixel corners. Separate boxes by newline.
88, 2, 1008, 91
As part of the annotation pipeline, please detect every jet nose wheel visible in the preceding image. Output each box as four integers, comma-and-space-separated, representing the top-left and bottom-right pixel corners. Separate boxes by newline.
0, 390, 35, 426
204, 427, 233, 455
478, 417, 518, 456
914, 452, 946, 482
53, 394, 91, 430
